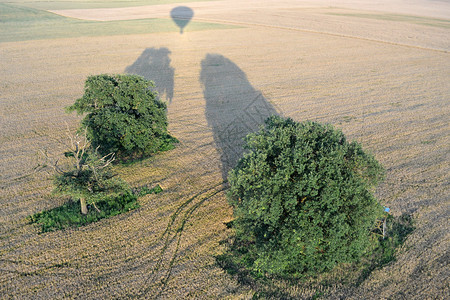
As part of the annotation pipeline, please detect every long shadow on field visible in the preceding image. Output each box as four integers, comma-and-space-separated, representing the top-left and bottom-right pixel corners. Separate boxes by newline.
200, 54, 279, 180
125, 47, 175, 103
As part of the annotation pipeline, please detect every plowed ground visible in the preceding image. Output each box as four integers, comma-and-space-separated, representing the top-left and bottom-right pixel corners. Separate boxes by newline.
0, 0, 449, 298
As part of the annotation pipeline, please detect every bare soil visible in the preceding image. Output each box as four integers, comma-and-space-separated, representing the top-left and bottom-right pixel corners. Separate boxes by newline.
1, 0, 449, 298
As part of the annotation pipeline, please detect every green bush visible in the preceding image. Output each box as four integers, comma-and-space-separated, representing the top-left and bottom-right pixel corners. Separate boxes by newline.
67, 74, 177, 160
227, 116, 385, 278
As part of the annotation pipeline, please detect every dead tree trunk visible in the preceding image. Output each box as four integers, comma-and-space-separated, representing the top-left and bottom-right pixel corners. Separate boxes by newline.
80, 197, 88, 215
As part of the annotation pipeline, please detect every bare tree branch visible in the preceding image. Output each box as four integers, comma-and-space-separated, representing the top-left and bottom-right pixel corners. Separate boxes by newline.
92, 202, 101, 213
53, 159, 64, 174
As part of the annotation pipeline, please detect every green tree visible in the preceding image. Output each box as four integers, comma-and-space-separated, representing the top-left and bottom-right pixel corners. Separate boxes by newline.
52, 130, 130, 215
67, 74, 177, 160
227, 116, 385, 277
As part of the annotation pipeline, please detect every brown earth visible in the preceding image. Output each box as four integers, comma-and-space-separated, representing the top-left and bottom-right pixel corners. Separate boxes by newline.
0, 0, 449, 298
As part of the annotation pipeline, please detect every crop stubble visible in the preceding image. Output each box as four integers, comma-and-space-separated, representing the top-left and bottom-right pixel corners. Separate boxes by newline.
0, 1, 449, 298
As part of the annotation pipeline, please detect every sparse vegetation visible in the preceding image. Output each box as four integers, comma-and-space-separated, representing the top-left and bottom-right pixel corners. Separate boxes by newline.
67, 74, 178, 160
227, 116, 385, 278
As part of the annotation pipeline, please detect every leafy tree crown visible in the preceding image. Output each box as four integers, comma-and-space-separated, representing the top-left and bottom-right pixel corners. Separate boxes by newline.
67, 74, 175, 159
227, 116, 385, 277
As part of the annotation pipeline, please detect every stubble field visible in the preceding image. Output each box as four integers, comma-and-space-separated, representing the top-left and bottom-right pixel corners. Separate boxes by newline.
0, 0, 449, 298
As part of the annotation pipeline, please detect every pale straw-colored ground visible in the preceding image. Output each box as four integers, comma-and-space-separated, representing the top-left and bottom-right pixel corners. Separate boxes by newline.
0, 0, 449, 298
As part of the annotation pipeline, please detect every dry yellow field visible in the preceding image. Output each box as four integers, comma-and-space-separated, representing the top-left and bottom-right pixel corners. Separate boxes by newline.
1, 0, 449, 298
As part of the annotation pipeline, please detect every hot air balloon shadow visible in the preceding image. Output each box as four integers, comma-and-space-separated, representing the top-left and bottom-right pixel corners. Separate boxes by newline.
170, 6, 194, 34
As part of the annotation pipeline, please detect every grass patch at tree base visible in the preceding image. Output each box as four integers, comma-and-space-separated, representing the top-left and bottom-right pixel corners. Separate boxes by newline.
28, 185, 163, 233
354, 213, 415, 285
216, 213, 415, 299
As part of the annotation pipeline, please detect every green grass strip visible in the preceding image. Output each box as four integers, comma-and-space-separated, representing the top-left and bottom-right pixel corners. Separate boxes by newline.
28, 185, 162, 233
0, 3, 239, 42
3, 0, 215, 10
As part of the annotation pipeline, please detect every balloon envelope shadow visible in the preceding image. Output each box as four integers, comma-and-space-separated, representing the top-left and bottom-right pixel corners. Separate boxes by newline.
125, 47, 175, 103
200, 54, 279, 181
170, 6, 194, 34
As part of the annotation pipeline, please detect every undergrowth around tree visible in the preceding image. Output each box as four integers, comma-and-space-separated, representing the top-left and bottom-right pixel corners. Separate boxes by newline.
53, 146, 130, 216
67, 74, 178, 161
225, 116, 388, 279
217, 213, 414, 299
29, 185, 163, 233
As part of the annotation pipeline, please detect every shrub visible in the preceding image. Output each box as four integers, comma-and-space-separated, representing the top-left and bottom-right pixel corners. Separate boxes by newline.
67, 74, 177, 160
227, 116, 385, 278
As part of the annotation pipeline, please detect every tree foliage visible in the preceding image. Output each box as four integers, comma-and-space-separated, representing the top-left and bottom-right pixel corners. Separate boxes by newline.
67, 74, 177, 160
227, 116, 385, 277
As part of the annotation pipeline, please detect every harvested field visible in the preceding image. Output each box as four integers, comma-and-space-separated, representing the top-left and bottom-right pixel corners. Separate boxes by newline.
0, 0, 449, 298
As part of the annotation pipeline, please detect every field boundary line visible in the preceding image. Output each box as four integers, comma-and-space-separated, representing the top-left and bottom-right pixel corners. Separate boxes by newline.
189, 17, 449, 54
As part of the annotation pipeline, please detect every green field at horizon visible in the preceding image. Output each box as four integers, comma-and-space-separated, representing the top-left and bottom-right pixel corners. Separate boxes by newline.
1, 0, 215, 10
0, 3, 239, 42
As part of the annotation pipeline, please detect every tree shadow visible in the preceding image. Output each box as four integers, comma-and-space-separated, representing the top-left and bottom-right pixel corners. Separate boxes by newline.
125, 47, 174, 103
354, 213, 415, 286
200, 54, 279, 181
